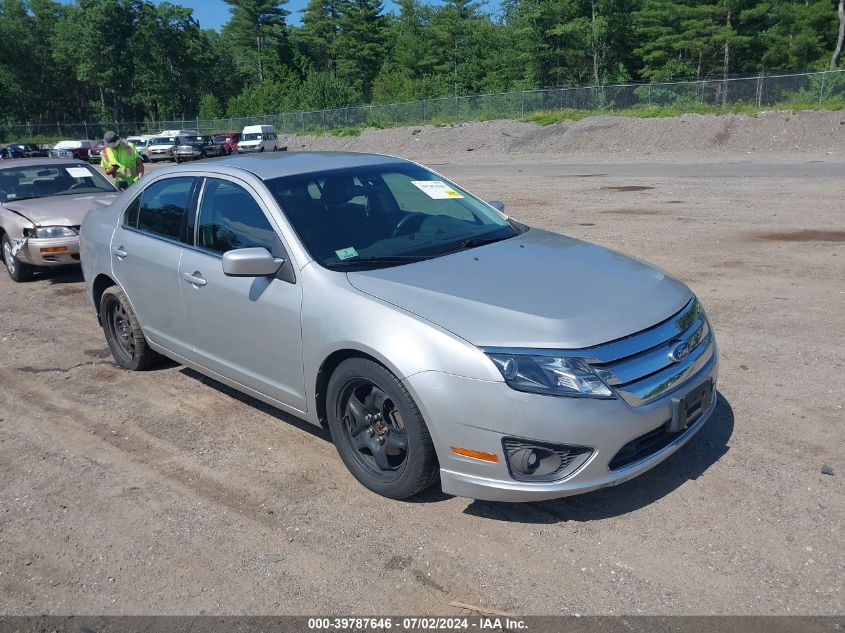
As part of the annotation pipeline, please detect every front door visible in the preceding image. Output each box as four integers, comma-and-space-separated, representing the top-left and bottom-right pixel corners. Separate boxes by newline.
178, 176, 306, 412
111, 176, 197, 357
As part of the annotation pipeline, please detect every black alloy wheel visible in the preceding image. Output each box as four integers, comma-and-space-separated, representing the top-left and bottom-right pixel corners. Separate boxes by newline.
327, 358, 438, 499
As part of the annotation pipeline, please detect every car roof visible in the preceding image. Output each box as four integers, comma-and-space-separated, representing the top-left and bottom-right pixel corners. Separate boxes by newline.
158, 151, 408, 180
0, 157, 88, 170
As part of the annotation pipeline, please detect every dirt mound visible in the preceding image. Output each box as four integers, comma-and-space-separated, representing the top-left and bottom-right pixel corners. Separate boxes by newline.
280, 110, 845, 160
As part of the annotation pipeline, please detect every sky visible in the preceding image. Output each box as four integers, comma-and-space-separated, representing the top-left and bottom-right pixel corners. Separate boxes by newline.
58, 0, 503, 28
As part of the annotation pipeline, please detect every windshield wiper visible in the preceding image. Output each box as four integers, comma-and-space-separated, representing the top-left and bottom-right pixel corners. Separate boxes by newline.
52, 189, 110, 196
329, 255, 432, 267
460, 235, 511, 249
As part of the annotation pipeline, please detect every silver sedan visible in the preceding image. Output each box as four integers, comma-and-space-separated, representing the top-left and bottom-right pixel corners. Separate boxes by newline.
80, 152, 718, 501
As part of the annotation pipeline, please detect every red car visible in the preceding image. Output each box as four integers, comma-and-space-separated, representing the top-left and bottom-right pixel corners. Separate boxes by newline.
88, 144, 105, 163
212, 132, 240, 155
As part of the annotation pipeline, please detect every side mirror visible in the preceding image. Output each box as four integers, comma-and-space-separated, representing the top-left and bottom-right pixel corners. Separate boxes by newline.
489, 200, 505, 212
115, 181, 129, 191
222, 247, 284, 277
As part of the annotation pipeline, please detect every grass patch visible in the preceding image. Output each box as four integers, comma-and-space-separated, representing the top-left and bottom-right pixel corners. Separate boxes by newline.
523, 99, 845, 125
329, 125, 364, 137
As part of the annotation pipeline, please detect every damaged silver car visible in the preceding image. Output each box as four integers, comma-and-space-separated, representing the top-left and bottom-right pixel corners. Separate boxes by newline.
0, 158, 118, 282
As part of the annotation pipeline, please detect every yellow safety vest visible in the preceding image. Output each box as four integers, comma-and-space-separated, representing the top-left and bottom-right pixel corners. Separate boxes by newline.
102, 143, 141, 185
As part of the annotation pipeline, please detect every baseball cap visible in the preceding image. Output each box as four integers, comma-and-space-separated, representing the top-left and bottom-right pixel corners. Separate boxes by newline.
103, 131, 120, 147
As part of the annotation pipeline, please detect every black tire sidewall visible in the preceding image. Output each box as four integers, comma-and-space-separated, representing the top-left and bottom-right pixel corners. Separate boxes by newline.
327, 358, 438, 499
99, 286, 157, 371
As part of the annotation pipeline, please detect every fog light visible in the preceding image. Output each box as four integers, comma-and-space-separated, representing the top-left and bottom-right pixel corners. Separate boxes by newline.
502, 438, 592, 482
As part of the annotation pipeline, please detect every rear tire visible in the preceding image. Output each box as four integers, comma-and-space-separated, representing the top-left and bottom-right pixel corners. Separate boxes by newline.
2, 234, 34, 282
100, 285, 161, 371
327, 357, 438, 499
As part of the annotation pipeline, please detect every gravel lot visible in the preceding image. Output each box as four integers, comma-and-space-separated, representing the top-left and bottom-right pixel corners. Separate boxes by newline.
1, 116, 843, 615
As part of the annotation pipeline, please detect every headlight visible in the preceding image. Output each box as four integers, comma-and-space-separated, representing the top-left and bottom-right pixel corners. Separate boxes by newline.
32, 226, 77, 239
485, 351, 614, 398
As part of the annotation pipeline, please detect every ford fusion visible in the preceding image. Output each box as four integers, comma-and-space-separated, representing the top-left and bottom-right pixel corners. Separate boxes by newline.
1, 158, 118, 282
79, 152, 718, 501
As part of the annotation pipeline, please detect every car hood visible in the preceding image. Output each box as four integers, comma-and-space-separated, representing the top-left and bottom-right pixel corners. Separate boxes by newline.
346, 229, 693, 349
1, 192, 118, 226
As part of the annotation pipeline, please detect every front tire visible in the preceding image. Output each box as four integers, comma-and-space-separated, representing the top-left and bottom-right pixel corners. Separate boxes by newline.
100, 285, 161, 371
2, 234, 34, 282
327, 358, 438, 499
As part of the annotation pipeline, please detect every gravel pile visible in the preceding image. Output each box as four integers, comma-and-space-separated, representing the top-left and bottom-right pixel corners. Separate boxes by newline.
281, 110, 845, 160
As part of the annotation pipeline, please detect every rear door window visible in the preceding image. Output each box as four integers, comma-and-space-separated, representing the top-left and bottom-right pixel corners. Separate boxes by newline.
133, 177, 196, 242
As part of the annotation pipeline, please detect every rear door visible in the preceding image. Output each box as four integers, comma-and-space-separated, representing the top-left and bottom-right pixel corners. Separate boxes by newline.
111, 176, 198, 357
178, 176, 306, 411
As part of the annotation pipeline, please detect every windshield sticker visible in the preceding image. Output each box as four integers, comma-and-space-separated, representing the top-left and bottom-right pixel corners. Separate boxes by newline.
66, 167, 91, 178
335, 247, 359, 260
411, 180, 464, 199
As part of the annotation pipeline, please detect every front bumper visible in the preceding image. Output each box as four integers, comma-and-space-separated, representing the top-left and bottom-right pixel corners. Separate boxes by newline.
175, 150, 202, 159
17, 235, 80, 267
404, 347, 718, 502
148, 151, 174, 162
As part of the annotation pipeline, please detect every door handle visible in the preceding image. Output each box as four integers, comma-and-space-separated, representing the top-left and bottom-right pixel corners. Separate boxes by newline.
183, 271, 207, 287
112, 246, 127, 259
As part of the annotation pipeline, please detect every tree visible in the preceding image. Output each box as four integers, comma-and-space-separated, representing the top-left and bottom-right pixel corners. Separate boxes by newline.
297, 0, 341, 74
222, 0, 291, 83
831, 0, 844, 68
334, 0, 387, 100
198, 94, 224, 120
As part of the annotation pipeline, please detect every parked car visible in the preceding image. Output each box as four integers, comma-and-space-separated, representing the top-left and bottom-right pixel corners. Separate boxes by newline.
49, 140, 94, 161
88, 143, 105, 163
238, 125, 284, 153
4, 143, 48, 159
125, 135, 153, 162
174, 135, 226, 162
212, 132, 240, 155
147, 135, 182, 163
80, 152, 718, 501
0, 158, 118, 281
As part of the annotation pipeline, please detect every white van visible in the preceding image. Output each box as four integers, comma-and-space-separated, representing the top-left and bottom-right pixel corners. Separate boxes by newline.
238, 125, 281, 153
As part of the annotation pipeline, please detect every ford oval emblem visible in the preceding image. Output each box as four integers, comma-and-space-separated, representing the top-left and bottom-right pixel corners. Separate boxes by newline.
668, 341, 691, 362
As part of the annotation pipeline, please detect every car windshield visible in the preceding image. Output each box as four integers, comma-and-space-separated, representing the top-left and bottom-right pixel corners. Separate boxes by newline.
242, 133, 262, 141
213, 135, 228, 143
0, 164, 115, 202
265, 163, 520, 270
129, 139, 147, 147
152, 137, 177, 145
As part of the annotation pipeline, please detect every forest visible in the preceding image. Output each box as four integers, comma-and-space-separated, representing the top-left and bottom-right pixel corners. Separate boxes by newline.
0, 0, 843, 125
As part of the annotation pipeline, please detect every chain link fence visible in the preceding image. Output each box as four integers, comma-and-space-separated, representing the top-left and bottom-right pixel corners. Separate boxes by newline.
2, 69, 844, 144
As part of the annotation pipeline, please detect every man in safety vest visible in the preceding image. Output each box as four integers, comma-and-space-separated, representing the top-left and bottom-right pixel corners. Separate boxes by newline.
101, 131, 144, 187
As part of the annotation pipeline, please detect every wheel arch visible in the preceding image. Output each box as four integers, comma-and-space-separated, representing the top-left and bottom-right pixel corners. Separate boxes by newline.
92, 273, 118, 321
315, 348, 395, 431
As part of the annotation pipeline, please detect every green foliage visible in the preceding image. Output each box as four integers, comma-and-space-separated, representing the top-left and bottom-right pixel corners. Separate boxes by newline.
330, 125, 364, 136
197, 94, 224, 120
0, 0, 844, 128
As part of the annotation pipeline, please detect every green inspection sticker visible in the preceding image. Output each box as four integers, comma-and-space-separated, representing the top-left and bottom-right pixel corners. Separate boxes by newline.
335, 247, 359, 260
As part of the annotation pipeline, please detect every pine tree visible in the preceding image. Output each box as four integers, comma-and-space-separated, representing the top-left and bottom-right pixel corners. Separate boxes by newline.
334, 0, 387, 100
298, 0, 341, 74
222, 0, 291, 83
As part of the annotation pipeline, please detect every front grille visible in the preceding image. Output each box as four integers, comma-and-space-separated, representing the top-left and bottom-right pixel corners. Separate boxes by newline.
580, 299, 714, 407
608, 423, 677, 470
